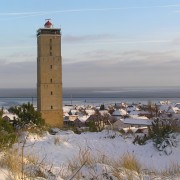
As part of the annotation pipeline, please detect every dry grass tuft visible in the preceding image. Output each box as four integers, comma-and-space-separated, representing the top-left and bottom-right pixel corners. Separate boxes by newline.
53, 135, 69, 145
120, 152, 141, 173
160, 162, 180, 178
0, 149, 22, 179
54, 136, 62, 145
110, 153, 142, 180
67, 149, 142, 179
0, 148, 47, 179
68, 147, 93, 172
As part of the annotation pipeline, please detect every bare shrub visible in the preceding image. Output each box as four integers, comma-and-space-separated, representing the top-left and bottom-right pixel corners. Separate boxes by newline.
68, 147, 93, 173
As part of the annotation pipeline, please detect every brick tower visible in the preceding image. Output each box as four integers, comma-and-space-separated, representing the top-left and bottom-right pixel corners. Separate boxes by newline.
37, 20, 63, 127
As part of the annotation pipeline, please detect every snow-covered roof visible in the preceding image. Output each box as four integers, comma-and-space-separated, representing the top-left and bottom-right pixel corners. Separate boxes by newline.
159, 100, 171, 105
175, 103, 180, 109
2, 109, 9, 114
99, 110, 110, 116
168, 107, 180, 114
129, 111, 140, 115
123, 127, 138, 133
159, 105, 171, 112
126, 106, 139, 112
63, 105, 74, 113
112, 109, 127, 116
63, 112, 69, 117
85, 109, 95, 116
129, 115, 148, 119
68, 115, 78, 121
124, 118, 152, 126
2, 113, 18, 120
70, 109, 78, 115
78, 115, 90, 122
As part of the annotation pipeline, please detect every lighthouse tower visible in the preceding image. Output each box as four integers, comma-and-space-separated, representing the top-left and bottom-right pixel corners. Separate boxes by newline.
37, 20, 63, 127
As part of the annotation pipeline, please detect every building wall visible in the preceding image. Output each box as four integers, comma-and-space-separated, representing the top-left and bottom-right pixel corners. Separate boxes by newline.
37, 29, 63, 127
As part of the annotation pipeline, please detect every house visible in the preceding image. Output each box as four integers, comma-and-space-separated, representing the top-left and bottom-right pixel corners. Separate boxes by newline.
2, 113, 18, 123
123, 118, 152, 128
85, 109, 95, 116
111, 119, 126, 130
122, 126, 148, 134
64, 114, 78, 127
175, 103, 180, 109
112, 109, 127, 117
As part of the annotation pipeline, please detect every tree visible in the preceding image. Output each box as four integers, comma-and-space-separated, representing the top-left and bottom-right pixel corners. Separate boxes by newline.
0, 110, 14, 133
0, 110, 16, 149
147, 118, 178, 154
9, 102, 44, 128
87, 110, 111, 132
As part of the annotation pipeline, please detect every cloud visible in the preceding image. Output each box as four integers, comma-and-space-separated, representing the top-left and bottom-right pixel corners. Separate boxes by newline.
72, 49, 177, 65
62, 34, 172, 45
62, 34, 115, 43
1, 4, 180, 16
1, 4, 180, 20
172, 37, 180, 45
0, 49, 180, 88
0, 52, 36, 64
0, 61, 36, 88
62, 49, 180, 87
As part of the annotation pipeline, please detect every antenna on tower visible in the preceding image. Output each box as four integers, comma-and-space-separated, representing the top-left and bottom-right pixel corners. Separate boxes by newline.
45, 18, 51, 21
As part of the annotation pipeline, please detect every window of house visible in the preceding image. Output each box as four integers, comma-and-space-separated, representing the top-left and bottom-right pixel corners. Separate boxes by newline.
51, 91, 53, 95
50, 65, 52, 69
51, 105, 53, 109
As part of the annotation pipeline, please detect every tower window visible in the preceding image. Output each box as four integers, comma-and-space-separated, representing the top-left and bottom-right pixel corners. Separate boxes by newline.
50, 46, 52, 50
50, 39, 52, 44
51, 105, 53, 109
50, 52, 52, 56
50, 65, 52, 69
50, 78, 52, 83
51, 91, 53, 95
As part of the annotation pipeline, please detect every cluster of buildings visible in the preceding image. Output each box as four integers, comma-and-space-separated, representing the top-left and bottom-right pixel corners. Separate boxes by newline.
1, 100, 180, 134
62, 100, 180, 133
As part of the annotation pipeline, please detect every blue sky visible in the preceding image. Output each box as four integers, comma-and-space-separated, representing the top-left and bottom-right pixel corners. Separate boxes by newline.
1, 0, 180, 88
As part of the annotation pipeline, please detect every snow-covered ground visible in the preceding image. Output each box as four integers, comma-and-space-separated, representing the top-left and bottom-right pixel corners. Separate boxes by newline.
1, 129, 179, 179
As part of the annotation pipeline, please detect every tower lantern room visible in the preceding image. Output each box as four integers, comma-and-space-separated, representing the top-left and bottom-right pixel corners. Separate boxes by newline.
44, 19, 53, 28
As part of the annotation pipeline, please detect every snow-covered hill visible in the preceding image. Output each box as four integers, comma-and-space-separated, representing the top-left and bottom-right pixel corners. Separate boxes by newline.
0, 129, 179, 179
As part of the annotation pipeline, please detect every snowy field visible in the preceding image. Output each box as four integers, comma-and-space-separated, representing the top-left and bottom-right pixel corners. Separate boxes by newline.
1, 129, 179, 179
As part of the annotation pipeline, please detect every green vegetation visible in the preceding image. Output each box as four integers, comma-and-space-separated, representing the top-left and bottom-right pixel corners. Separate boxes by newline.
86, 121, 98, 132
9, 102, 45, 128
148, 118, 178, 152
0, 103, 45, 149
0, 110, 17, 149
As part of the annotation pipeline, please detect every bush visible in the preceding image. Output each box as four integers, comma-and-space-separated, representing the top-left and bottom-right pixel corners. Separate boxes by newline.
9, 103, 45, 128
148, 118, 178, 154
0, 116, 17, 149
86, 121, 98, 132
133, 134, 148, 145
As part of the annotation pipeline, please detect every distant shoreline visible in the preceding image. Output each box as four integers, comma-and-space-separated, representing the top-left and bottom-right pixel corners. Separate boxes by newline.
0, 87, 179, 98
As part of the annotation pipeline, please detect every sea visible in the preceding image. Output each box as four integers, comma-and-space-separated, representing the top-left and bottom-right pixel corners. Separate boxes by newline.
0, 87, 180, 108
